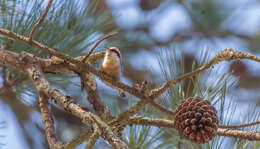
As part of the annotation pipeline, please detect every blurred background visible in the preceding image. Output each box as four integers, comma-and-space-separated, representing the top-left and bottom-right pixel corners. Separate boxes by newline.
0, 0, 260, 148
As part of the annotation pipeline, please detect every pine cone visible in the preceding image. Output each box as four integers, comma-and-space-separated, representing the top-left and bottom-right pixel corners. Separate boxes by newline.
173, 97, 218, 144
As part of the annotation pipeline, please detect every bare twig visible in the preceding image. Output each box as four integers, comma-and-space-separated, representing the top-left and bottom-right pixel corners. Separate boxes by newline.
82, 32, 118, 63
29, 0, 53, 40
38, 91, 64, 149
219, 120, 260, 129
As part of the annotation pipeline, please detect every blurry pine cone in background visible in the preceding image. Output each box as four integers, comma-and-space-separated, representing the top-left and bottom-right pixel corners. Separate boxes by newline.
173, 97, 218, 144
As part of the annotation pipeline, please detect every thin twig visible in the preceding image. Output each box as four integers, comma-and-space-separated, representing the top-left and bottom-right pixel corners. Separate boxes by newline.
219, 120, 260, 129
82, 32, 118, 63
29, 0, 53, 40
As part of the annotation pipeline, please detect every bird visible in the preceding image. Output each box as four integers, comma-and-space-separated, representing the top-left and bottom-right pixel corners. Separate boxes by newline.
101, 47, 125, 97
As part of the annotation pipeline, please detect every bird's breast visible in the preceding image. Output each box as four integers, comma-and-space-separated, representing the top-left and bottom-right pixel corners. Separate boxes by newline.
101, 57, 121, 80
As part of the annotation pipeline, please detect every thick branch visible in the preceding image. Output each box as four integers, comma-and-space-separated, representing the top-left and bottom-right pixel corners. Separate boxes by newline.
217, 128, 260, 141
38, 91, 64, 149
29, 0, 53, 40
81, 72, 113, 121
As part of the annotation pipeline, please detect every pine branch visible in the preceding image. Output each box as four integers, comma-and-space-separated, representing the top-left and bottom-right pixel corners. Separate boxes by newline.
2, 18, 260, 146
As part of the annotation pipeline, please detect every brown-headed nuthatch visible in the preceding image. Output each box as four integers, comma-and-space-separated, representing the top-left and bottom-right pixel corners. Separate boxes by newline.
101, 47, 125, 97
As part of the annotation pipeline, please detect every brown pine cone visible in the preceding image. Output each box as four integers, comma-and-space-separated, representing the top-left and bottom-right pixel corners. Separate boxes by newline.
173, 97, 218, 144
